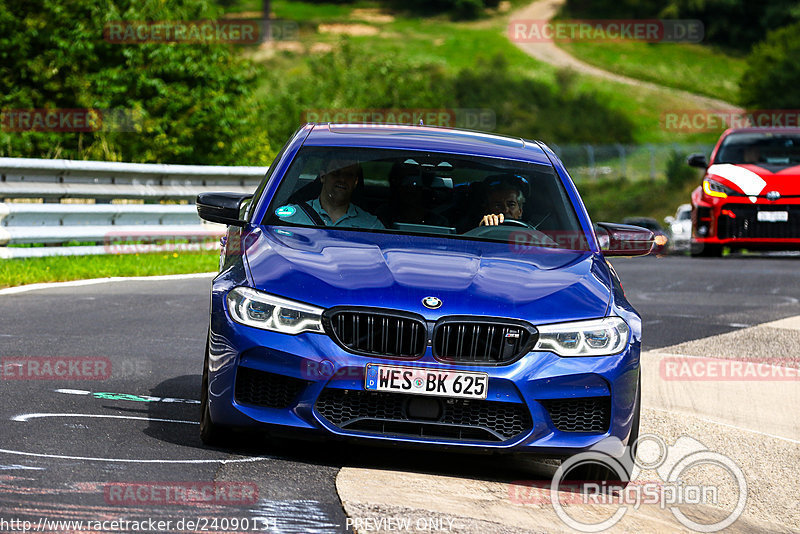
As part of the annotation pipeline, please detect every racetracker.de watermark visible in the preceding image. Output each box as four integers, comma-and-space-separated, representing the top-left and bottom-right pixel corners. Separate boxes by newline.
662, 109, 800, 132
1, 357, 111, 380
103, 231, 224, 255
1, 108, 141, 133
301, 108, 497, 130
660, 356, 799, 381
103, 482, 258, 506
508, 19, 703, 43
104, 19, 298, 44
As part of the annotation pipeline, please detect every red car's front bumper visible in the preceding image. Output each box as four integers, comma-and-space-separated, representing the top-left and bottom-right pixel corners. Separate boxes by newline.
691, 188, 800, 250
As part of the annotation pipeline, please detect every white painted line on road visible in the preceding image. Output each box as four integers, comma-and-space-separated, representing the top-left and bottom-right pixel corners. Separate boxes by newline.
0, 464, 45, 470
648, 406, 800, 445
11, 413, 198, 424
0, 448, 272, 464
0, 272, 217, 296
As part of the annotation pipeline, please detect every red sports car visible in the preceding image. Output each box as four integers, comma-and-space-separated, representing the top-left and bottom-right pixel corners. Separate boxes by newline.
688, 127, 800, 257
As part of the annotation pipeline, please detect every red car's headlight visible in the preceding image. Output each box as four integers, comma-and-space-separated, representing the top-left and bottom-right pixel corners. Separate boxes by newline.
702, 178, 739, 199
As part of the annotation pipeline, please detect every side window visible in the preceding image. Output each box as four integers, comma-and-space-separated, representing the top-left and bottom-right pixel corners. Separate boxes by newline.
245, 128, 305, 222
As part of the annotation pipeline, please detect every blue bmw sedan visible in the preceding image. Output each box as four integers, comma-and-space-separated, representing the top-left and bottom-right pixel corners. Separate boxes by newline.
197, 123, 653, 466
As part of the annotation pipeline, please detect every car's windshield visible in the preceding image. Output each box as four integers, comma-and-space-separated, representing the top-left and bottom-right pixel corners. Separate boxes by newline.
715, 132, 800, 167
262, 146, 588, 250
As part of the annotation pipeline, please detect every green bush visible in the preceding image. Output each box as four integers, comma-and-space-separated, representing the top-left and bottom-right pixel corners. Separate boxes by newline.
578, 176, 697, 222
664, 149, 697, 187
0, 0, 273, 164
740, 21, 800, 109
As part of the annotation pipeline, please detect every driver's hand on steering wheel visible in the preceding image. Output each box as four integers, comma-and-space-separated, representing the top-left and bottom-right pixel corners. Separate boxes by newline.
480, 213, 504, 226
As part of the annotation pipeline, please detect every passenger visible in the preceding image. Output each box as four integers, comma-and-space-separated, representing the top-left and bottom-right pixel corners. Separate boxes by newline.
277, 156, 384, 229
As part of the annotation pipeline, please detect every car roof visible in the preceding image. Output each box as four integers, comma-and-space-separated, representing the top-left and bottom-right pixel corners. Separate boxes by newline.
302, 123, 553, 166
722, 127, 800, 136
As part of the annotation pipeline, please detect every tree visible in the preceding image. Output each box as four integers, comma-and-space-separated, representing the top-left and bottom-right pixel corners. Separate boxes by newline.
0, 0, 272, 164
739, 21, 800, 109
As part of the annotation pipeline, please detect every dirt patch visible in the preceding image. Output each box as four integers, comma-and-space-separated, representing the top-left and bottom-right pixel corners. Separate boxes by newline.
220, 11, 265, 19
318, 23, 380, 36
310, 42, 335, 54
351, 8, 395, 23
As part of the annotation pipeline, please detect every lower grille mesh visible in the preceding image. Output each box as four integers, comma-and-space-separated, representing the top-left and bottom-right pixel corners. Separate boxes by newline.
540, 397, 611, 433
717, 204, 800, 239
234, 367, 309, 409
315, 388, 531, 442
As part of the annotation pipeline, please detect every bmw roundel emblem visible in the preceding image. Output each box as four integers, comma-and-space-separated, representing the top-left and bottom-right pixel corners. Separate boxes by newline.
422, 296, 442, 309
766, 190, 781, 201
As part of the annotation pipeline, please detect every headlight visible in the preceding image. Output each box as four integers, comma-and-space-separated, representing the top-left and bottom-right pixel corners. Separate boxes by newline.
226, 287, 324, 335
702, 178, 738, 199
533, 317, 630, 357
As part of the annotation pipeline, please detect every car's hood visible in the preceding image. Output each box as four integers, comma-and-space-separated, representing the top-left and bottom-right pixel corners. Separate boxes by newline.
707, 163, 800, 197
243, 226, 611, 323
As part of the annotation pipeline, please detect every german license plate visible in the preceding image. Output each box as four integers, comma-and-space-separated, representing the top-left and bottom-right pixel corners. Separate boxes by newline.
364, 364, 488, 399
757, 211, 788, 222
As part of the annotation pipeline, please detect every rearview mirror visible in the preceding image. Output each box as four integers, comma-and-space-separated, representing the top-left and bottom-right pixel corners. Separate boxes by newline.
196, 192, 252, 227
595, 222, 654, 257
687, 153, 708, 169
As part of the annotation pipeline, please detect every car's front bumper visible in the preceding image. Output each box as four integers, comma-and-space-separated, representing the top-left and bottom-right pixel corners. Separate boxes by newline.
207, 291, 640, 456
692, 196, 800, 250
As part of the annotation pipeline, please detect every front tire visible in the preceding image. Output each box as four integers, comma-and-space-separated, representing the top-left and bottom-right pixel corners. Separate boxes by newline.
200, 336, 229, 447
690, 241, 722, 257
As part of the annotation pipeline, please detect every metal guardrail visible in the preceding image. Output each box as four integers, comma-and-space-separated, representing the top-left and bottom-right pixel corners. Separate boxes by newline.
0, 145, 711, 258
0, 157, 267, 258
0, 157, 268, 201
550, 143, 714, 181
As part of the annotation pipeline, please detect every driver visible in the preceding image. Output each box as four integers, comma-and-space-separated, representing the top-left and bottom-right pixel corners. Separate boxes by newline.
479, 175, 527, 226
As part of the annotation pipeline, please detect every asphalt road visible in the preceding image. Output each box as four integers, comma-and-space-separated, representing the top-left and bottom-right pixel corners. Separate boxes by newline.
0, 254, 797, 533
610, 255, 800, 350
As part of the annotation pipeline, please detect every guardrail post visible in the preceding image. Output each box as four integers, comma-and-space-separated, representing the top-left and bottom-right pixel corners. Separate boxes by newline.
584, 144, 595, 180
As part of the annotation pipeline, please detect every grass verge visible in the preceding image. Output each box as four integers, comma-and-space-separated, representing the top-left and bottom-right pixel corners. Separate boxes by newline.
0, 251, 219, 289
557, 41, 746, 105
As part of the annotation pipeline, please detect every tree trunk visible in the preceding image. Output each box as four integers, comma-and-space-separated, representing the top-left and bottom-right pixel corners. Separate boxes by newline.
261, 0, 271, 43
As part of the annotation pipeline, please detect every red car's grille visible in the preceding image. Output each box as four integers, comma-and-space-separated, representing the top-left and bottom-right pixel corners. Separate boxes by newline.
717, 204, 800, 240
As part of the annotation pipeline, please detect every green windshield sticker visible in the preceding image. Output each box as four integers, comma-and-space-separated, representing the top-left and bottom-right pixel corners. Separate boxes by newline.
275, 205, 296, 217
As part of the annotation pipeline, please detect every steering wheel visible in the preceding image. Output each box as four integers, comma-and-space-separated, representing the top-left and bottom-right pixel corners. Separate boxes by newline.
462, 222, 560, 248
498, 219, 532, 228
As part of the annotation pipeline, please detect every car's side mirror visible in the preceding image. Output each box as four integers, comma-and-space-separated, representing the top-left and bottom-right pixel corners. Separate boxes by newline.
687, 153, 708, 169
595, 222, 654, 257
664, 216, 675, 225
196, 192, 253, 227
